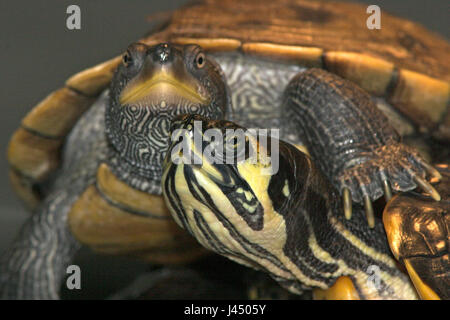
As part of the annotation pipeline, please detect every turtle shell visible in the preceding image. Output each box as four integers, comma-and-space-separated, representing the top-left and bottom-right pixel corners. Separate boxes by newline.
383, 164, 450, 299
8, 0, 450, 209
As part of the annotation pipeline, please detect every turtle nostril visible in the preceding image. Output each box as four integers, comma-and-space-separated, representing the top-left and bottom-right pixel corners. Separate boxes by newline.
153, 43, 172, 63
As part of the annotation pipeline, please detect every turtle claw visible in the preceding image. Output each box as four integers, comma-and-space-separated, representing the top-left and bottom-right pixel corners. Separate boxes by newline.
383, 165, 450, 299
341, 188, 374, 227
363, 194, 375, 228
412, 174, 441, 201
382, 179, 392, 202
342, 187, 352, 220
337, 142, 442, 225
420, 161, 442, 184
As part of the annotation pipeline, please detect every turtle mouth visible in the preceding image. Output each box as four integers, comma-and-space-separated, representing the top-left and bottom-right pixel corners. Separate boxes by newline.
119, 72, 210, 106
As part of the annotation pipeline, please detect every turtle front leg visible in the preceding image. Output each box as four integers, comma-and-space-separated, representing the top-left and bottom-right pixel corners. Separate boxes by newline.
0, 190, 80, 299
282, 68, 441, 227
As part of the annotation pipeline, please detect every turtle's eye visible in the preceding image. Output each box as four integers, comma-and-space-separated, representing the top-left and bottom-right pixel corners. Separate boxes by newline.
122, 51, 132, 67
195, 52, 205, 69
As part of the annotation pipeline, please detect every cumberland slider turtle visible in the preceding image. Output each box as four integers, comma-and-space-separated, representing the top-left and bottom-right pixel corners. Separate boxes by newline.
2, 0, 449, 299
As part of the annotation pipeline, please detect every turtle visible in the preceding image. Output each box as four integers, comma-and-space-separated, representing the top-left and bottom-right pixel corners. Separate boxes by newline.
1, 0, 449, 299
161, 113, 449, 300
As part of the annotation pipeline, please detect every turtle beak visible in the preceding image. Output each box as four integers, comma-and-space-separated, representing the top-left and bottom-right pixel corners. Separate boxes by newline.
119, 44, 210, 106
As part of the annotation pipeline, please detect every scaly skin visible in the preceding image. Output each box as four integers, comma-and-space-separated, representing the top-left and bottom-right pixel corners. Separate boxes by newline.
0, 94, 108, 299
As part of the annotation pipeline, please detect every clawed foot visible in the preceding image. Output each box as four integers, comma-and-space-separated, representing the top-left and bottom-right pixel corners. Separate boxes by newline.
338, 143, 442, 228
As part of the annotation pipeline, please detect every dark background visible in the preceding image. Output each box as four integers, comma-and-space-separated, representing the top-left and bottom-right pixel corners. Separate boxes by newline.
0, 0, 448, 298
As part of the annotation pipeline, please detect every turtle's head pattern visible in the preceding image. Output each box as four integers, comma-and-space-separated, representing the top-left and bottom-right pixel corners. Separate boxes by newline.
164, 114, 276, 196
106, 43, 230, 180
162, 116, 297, 273
166, 114, 254, 169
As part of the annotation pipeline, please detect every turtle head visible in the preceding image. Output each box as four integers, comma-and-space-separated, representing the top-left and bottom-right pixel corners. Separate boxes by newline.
106, 42, 230, 183
161, 116, 339, 290
164, 114, 263, 187
162, 114, 279, 233
161, 115, 302, 274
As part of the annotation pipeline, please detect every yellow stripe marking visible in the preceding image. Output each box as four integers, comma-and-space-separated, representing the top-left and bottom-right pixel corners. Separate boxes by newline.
242, 43, 323, 67
282, 180, 289, 197
330, 216, 397, 268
